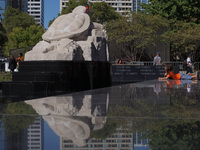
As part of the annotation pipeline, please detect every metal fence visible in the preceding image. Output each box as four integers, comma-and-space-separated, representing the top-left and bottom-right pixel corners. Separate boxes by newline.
113, 61, 200, 72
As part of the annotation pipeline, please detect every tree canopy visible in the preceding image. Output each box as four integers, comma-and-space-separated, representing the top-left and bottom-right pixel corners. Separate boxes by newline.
106, 13, 169, 61
162, 21, 200, 60
142, 0, 200, 23
49, 0, 121, 26
89, 2, 121, 24
2, 6, 36, 33
4, 25, 45, 56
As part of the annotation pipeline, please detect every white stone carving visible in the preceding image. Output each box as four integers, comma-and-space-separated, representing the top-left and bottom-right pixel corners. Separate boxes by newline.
25, 6, 109, 61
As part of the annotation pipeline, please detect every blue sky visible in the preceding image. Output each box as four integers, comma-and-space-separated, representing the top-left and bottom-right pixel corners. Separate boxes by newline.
44, 0, 60, 29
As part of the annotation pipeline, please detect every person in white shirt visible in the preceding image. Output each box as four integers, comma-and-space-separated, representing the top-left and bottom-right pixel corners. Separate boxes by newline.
186, 54, 193, 74
153, 52, 161, 65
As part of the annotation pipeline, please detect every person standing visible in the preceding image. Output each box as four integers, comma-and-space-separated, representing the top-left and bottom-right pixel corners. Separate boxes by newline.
17, 53, 24, 67
153, 52, 161, 65
186, 54, 193, 74
8, 54, 17, 72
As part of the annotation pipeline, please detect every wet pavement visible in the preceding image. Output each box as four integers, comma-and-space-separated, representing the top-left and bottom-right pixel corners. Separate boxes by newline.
0, 79, 200, 150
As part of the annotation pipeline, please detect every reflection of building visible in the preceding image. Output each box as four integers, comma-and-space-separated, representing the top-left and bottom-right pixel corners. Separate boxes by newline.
60, 0, 149, 15
27, 117, 44, 150
134, 131, 149, 149
61, 128, 149, 149
27, 0, 44, 27
61, 128, 134, 150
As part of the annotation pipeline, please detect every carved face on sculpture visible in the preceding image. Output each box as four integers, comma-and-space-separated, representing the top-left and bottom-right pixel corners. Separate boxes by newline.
42, 6, 90, 42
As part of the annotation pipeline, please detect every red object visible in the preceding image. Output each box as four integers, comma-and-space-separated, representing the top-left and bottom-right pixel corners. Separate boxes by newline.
86, 5, 89, 13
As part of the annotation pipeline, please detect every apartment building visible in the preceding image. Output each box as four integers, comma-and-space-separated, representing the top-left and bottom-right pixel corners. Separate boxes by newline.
60, 0, 149, 15
27, 0, 44, 27
6, 0, 28, 12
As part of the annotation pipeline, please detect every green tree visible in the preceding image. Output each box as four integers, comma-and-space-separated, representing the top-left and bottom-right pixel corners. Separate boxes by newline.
106, 13, 168, 61
4, 25, 45, 56
49, 1, 121, 27
61, 0, 88, 15
89, 2, 121, 24
162, 21, 200, 60
142, 0, 200, 23
2, 102, 37, 135
0, 22, 7, 54
2, 6, 36, 33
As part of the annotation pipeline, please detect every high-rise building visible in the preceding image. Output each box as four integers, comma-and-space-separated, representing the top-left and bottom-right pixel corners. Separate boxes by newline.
0, 0, 6, 20
60, 0, 149, 15
60, 0, 68, 12
6, 0, 28, 12
27, 0, 44, 27
0, 0, 44, 26
27, 117, 44, 150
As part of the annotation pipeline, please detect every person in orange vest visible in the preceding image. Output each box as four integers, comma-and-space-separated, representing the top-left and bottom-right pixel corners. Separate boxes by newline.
17, 53, 24, 67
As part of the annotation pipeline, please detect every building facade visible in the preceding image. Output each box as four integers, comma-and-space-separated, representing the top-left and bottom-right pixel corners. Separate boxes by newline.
0, 0, 44, 26
27, 117, 44, 150
0, 0, 6, 20
6, 0, 28, 12
60, 0, 149, 15
27, 0, 44, 27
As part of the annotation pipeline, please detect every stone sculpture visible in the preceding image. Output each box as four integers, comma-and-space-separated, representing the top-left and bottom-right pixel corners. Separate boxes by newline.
25, 6, 109, 61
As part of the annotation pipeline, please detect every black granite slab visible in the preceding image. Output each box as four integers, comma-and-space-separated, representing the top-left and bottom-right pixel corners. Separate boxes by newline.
2, 61, 111, 97
0, 80, 200, 149
112, 65, 165, 84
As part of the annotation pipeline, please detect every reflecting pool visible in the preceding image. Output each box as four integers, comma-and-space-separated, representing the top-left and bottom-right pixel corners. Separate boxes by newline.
0, 79, 200, 150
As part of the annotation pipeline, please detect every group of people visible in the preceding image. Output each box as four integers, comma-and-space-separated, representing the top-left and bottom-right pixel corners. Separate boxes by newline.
8, 53, 24, 72
153, 52, 197, 80
158, 64, 197, 80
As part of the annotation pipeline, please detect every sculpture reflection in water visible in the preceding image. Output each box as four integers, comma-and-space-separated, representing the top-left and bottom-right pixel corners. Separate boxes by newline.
25, 92, 109, 146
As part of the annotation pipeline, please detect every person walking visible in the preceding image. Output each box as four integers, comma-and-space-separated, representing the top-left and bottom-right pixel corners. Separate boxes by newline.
186, 54, 193, 74
8, 54, 17, 72
153, 52, 161, 65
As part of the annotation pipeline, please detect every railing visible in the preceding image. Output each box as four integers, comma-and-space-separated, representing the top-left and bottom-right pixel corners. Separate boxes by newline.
114, 61, 200, 72
161, 61, 185, 71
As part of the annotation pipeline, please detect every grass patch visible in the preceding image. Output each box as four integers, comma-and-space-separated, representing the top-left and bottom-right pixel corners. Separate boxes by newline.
0, 72, 12, 81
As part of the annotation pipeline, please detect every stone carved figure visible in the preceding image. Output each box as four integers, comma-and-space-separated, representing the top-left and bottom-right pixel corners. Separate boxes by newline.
25, 93, 108, 146
25, 6, 109, 61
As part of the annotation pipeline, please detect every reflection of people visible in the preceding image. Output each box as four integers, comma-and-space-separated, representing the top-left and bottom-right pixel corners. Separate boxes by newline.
153, 52, 161, 65
8, 54, 17, 72
187, 83, 191, 93
158, 65, 197, 80
186, 54, 193, 74
154, 83, 161, 98
117, 59, 122, 65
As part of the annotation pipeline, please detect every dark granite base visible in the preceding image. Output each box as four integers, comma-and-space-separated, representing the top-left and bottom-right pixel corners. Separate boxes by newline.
2, 61, 111, 97
112, 65, 165, 84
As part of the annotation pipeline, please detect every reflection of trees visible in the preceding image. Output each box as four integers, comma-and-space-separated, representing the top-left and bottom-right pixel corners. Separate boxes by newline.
2, 102, 37, 136
108, 90, 200, 150
146, 121, 200, 150
91, 118, 122, 139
